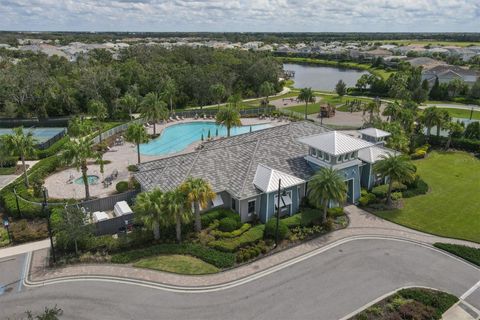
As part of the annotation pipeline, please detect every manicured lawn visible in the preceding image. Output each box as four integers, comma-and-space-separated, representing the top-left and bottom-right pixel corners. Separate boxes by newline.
436, 108, 480, 120
0, 167, 16, 175
375, 151, 480, 243
380, 39, 480, 47
133, 254, 220, 275
285, 94, 373, 114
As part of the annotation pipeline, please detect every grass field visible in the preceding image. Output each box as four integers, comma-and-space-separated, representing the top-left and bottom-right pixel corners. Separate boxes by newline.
375, 151, 480, 243
284, 94, 373, 115
379, 40, 480, 47
133, 254, 220, 275
437, 108, 480, 120
0, 167, 16, 175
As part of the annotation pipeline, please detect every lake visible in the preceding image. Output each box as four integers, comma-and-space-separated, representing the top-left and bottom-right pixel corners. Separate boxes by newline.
283, 63, 370, 91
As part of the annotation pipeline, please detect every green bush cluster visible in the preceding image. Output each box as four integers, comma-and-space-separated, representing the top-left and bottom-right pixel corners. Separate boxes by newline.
9, 219, 48, 244
426, 135, 480, 153
211, 223, 251, 238
371, 182, 407, 198
115, 181, 129, 193
282, 214, 302, 228
208, 224, 265, 252
403, 176, 429, 198
300, 208, 322, 226
359, 192, 376, 206
411, 144, 429, 160
327, 207, 344, 218
264, 219, 289, 240
111, 243, 235, 268
289, 225, 323, 241
35, 136, 69, 159
200, 208, 236, 227
434, 243, 480, 267
236, 240, 269, 263
127, 165, 138, 172
391, 192, 403, 201
218, 216, 241, 232
397, 288, 458, 318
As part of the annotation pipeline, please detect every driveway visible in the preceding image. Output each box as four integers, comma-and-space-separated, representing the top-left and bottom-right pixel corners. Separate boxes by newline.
0, 238, 479, 320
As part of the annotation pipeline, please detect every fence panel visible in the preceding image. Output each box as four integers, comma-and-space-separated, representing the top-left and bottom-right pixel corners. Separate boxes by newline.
77, 190, 139, 213
93, 213, 134, 236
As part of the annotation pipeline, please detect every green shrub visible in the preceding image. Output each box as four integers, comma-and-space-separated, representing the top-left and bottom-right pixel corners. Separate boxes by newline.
301, 208, 322, 226
35, 136, 69, 159
282, 214, 302, 228
391, 192, 403, 201
211, 223, 251, 238
127, 165, 138, 172
115, 181, 129, 193
218, 217, 241, 232
322, 218, 334, 232
201, 208, 235, 226
208, 225, 265, 252
434, 243, 480, 267
9, 219, 48, 244
372, 182, 407, 198
403, 177, 429, 198
264, 219, 289, 240
236, 240, 268, 263
327, 207, 344, 218
359, 192, 376, 206
111, 243, 235, 268
398, 288, 458, 317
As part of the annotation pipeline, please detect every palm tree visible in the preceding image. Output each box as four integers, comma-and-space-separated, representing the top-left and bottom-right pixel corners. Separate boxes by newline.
259, 81, 275, 106
2, 127, 37, 187
374, 154, 416, 207
164, 189, 192, 243
445, 121, 464, 150
88, 100, 108, 142
134, 189, 167, 240
435, 109, 451, 137
162, 78, 176, 113
227, 94, 243, 110
363, 101, 381, 124
62, 138, 99, 200
308, 168, 347, 222
125, 123, 149, 164
180, 177, 215, 232
422, 106, 439, 137
140, 92, 169, 135
118, 93, 138, 120
382, 101, 401, 123
297, 88, 314, 120
216, 105, 241, 137
209, 83, 227, 110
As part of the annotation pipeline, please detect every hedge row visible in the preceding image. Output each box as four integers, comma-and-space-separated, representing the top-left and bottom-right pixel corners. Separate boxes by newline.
35, 136, 69, 159
434, 243, 480, 267
111, 243, 235, 268
208, 224, 265, 252
211, 223, 251, 238
423, 135, 480, 153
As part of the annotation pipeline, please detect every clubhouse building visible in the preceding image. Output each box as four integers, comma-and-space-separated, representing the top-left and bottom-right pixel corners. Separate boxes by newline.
135, 122, 394, 223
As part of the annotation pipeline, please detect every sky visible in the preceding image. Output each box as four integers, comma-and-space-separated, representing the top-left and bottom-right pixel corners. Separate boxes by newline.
0, 0, 479, 32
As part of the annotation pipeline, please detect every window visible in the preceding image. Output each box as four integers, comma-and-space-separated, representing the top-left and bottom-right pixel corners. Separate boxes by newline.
318, 151, 324, 160
349, 152, 355, 160
343, 154, 348, 162
248, 200, 255, 215
310, 148, 317, 157
325, 154, 330, 162
231, 198, 236, 211
337, 156, 342, 163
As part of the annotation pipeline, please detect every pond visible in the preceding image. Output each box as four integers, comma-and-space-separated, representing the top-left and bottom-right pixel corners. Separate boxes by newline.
283, 63, 370, 91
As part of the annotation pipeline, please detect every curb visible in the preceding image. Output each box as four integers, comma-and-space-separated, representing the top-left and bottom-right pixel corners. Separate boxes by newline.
24, 235, 480, 293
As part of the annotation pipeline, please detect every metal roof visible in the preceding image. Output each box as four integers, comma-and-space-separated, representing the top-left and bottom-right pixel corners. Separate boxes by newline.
358, 128, 391, 139
298, 131, 373, 156
253, 164, 305, 193
358, 146, 397, 164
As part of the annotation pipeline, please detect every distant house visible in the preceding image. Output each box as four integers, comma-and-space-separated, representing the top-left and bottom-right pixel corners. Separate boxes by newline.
422, 65, 479, 86
135, 122, 394, 223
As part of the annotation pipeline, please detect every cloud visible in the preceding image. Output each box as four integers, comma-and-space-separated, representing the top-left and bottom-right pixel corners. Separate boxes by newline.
0, 0, 478, 32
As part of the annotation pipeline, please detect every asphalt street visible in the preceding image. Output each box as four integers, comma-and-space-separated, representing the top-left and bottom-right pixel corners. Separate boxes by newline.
0, 239, 479, 320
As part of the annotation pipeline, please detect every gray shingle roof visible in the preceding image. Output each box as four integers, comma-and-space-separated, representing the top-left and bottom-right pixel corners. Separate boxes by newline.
135, 121, 327, 199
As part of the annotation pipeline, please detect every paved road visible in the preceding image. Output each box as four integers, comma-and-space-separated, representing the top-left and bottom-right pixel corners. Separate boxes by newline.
0, 253, 27, 296
422, 103, 480, 111
1, 239, 479, 320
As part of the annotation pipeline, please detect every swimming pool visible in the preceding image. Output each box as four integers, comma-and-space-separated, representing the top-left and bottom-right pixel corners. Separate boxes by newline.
140, 121, 272, 156
74, 175, 100, 185
0, 127, 66, 143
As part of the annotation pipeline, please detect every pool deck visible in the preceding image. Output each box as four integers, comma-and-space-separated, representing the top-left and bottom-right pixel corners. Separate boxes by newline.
44, 118, 282, 200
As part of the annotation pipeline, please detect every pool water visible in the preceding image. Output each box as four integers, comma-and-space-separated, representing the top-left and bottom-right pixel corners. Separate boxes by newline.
140, 121, 272, 156
74, 175, 100, 185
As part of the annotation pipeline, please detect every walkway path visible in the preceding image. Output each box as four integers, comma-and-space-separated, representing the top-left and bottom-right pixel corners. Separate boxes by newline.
421, 103, 480, 111
23, 205, 480, 288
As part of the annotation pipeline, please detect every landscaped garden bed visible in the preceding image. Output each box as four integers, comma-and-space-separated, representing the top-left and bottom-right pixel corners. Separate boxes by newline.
349, 288, 458, 320
434, 243, 480, 267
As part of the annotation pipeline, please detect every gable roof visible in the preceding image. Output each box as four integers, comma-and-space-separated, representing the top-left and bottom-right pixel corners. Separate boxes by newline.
297, 131, 373, 156
135, 121, 327, 199
359, 128, 391, 139
358, 146, 397, 164
253, 164, 305, 193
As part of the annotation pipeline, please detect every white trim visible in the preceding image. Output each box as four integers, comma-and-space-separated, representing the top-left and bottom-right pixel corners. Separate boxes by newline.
265, 192, 269, 221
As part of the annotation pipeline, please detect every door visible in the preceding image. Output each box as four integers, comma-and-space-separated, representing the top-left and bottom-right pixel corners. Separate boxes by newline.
345, 179, 354, 204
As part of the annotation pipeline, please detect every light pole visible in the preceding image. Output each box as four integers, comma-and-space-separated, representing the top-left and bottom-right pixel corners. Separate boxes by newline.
275, 179, 281, 247
3, 218, 12, 244
42, 187, 56, 264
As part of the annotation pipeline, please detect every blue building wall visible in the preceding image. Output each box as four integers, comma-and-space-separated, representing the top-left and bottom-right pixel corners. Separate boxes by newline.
360, 164, 372, 190
259, 184, 303, 223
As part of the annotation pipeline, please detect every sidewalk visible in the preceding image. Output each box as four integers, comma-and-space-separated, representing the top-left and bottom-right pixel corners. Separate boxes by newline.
25, 206, 480, 287
443, 302, 480, 320
0, 239, 50, 259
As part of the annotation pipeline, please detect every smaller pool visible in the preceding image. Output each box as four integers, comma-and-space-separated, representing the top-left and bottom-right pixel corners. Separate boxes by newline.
74, 175, 100, 185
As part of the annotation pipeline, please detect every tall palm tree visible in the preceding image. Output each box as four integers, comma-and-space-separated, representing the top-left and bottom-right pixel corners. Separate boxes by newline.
2, 127, 37, 187
445, 121, 464, 150
382, 101, 401, 123
374, 154, 416, 206
435, 109, 451, 137
62, 138, 99, 200
134, 189, 167, 240
216, 105, 241, 137
227, 94, 243, 110
259, 81, 275, 106
363, 101, 381, 124
421, 106, 440, 137
308, 168, 347, 222
162, 78, 176, 113
209, 83, 227, 110
140, 92, 169, 135
118, 93, 138, 120
125, 123, 149, 164
180, 177, 215, 232
297, 88, 314, 120
164, 189, 192, 243
88, 100, 108, 142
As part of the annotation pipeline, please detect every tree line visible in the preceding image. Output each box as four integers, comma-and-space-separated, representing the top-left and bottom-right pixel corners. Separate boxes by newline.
0, 46, 282, 119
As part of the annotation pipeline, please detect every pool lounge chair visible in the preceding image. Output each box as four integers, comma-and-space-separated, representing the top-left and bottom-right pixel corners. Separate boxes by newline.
176, 115, 181, 121
203, 114, 207, 120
